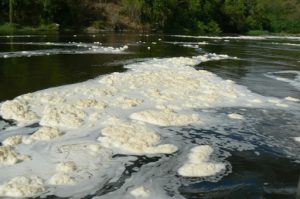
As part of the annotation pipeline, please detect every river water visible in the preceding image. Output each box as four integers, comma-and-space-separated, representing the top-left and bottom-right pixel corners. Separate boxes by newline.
0, 33, 299, 199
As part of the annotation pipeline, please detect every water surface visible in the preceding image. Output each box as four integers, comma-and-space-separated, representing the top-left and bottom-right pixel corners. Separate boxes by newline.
0, 33, 299, 199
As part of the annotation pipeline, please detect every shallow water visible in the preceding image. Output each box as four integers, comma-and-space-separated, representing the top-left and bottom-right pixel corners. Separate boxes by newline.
0, 33, 299, 199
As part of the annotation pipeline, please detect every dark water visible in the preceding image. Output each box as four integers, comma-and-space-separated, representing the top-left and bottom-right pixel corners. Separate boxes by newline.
0, 33, 299, 198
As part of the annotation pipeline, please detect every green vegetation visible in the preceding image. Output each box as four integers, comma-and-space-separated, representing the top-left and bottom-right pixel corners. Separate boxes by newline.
0, 0, 299, 34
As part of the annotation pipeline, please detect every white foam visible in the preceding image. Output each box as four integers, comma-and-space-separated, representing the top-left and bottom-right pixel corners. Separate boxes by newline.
228, 113, 244, 120
294, 137, 300, 143
182, 44, 200, 49
0, 53, 295, 198
2, 135, 23, 146
49, 174, 76, 185
265, 70, 300, 91
98, 122, 178, 155
0, 45, 128, 58
178, 145, 226, 177
0, 176, 44, 197
285, 96, 299, 102
1, 41, 103, 48
0, 99, 39, 124
272, 42, 300, 47
131, 109, 200, 126
170, 35, 300, 41
56, 161, 77, 173
130, 186, 150, 198
0, 146, 30, 165
30, 126, 63, 141
0, 35, 43, 38
40, 105, 86, 128
164, 41, 208, 48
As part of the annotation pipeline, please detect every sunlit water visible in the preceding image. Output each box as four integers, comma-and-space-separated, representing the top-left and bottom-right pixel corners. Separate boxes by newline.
0, 33, 299, 199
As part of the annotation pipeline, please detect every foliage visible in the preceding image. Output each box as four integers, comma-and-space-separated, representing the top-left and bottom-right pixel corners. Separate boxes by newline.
0, 22, 16, 33
0, 0, 299, 34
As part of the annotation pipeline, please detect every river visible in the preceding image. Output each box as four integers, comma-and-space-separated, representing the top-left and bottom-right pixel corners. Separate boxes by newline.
0, 33, 299, 199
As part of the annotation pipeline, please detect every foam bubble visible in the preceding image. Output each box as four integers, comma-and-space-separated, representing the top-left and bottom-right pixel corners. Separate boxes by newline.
30, 126, 63, 141
130, 186, 150, 198
0, 176, 44, 197
227, 113, 244, 120
0, 45, 128, 58
272, 42, 300, 47
49, 174, 76, 185
56, 161, 77, 173
165, 41, 208, 48
178, 145, 226, 177
40, 105, 86, 128
130, 109, 200, 126
98, 122, 178, 155
0, 146, 29, 165
170, 35, 300, 41
294, 137, 300, 143
285, 96, 299, 102
0, 99, 39, 124
2, 135, 23, 146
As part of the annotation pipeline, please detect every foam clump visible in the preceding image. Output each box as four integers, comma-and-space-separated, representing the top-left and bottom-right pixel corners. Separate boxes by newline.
30, 126, 63, 141
178, 145, 226, 177
130, 186, 150, 198
285, 96, 299, 102
294, 137, 300, 143
0, 176, 44, 197
0, 44, 128, 58
0, 146, 24, 165
73, 99, 108, 109
39, 93, 66, 104
73, 86, 116, 97
40, 105, 86, 128
98, 122, 178, 154
49, 174, 76, 185
2, 135, 23, 146
0, 99, 38, 123
56, 161, 77, 173
227, 113, 244, 120
58, 143, 103, 156
113, 97, 144, 109
131, 109, 200, 126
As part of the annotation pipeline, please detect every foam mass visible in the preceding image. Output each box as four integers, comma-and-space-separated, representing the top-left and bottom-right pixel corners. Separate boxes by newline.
98, 122, 178, 154
0, 176, 44, 197
0, 53, 295, 198
130, 186, 150, 198
178, 145, 226, 177
0, 146, 29, 165
130, 109, 200, 126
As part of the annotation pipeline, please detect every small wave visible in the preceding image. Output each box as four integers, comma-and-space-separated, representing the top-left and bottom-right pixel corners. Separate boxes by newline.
272, 42, 300, 47
265, 70, 300, 91
0, 41, 103, 48
0, 35, 46, 38
164, 41, 208, 48
170, 35, 300, 41
0, 45, 128, 58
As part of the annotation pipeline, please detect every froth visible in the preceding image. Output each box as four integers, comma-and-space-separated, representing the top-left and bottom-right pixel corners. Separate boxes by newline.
178, 145, 226, 177
0, 53, 293, 198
